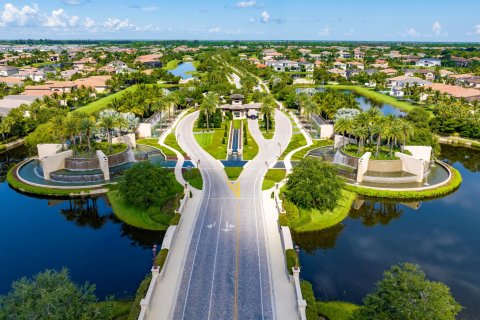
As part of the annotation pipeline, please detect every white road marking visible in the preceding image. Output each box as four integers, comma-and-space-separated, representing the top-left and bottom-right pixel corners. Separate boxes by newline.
206, 221, 216, 229
207, 206, 224, 320
221, 221, 235, 232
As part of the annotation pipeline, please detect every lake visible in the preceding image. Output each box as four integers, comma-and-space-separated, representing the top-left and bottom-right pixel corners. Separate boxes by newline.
0, 146, 164, 299
168, 62, 196, 79
297, 144, 480, 319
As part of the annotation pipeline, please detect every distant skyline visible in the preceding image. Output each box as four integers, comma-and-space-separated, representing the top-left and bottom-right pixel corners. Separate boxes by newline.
0, 0, 479, 42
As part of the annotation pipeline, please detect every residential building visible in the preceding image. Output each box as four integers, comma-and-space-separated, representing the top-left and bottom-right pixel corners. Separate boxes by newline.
135, 54, 162, 68
415, 58, 441, 67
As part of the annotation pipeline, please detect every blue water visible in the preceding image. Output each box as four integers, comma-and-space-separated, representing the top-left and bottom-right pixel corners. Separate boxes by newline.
221, 160, 248, 168
168, 62, 196, 79
298, 144, 480, 319
232, 129, 240, 152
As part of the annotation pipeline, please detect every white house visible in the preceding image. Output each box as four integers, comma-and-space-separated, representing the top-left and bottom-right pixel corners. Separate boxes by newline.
415, 58, 441, 67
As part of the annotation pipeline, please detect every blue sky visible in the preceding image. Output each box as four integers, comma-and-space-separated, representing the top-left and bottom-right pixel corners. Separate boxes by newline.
0, 0, 479, 41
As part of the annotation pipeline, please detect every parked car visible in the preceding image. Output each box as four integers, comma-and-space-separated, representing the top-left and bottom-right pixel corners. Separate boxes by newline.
247, 114, 258, 119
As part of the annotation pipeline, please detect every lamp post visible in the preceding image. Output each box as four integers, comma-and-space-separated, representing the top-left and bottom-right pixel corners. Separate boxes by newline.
295, 245, 300, 268
152, 244, 158, 269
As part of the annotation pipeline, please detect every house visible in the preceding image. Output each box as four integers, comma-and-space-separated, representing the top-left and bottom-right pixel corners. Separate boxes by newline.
73, 57, 97, 71
347, 61, 365, 70
354, 50, 365, 60
404, 69, 435, 81
0, 76, 23, 87
0, 66, 19, 77
439, 69, 454, 77
333, 61, 347, 70
0, 95, 37, 116
218, 94, 261, 119
388, 75, 430, 88
49, 53, 60, 62
380, 68, 398, 75
299, 48, 312, 56
107, 60, 127, 68
450, 56, 471, 67
328, 68, 347, 78
425, 83, 480, 101
300, 62, 314, 72
60, 69, 79, 80
338, 51, 351, 59
415, 58, 441, 67
135, 54, 162, 68
266, 60, 299, 72
463, 76, 480, 89
74, 75, 111, 93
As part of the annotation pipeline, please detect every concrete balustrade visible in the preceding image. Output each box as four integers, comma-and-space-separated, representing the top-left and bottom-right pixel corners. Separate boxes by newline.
96, 150, 110, 181
356, 152, 371, 182
41, 150, 74, 180
395, 152, 425, 182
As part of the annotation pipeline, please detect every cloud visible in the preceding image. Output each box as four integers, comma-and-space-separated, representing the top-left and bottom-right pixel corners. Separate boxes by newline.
432, 21, 442, 36
467, 25, 480, 35
0, 3, 39, 27
208, 26, 221, 33
43, 8, 79, 28
61, 0, 88, 5
234, 1, 257, 8
83, 17, 95, 28
102, 18, 136, 31
129, 5, 158, 12
344, 28, 354, 37
406, 28, 420, 37
318, 26, 331, 36
260, 11, 269, 23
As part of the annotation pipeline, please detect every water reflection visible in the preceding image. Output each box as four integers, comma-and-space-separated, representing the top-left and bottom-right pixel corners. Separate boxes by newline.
441, 144, 480, 173
349, 199, 405, 227
292, 224, 345, 253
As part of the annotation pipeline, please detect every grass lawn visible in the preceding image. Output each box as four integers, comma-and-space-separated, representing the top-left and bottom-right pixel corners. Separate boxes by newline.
163, 59, 181, 70
262, 169, 286, 190
291, 139, 333, 161
164, 133, 187, 156
107, 190, 174, 231
194, 123, 229, 159
243, 120, 259, 160
74, 85, 139, 114
280, 132, 308, 160
182, 168, 203, 190
136, 139, 176, 158
322, 84, 417, 113
285, 189, 356, 233
316, 301, 360, 320
224, 167, 244, 180
259, 119, 274, 139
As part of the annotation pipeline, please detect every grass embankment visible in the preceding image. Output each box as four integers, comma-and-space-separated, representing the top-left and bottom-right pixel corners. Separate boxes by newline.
107, 190, 179, 231
162, 59, 181, 70
242, 120, 259, 160
164, 133, 187, 156
278, 111, 308, 160
291, 139, 333, 161
280, 189, 356, 233
224, 167, 243, 180
182, 168, 203, 190
74, 85, 139, 114
136, 139, 176, 158
194, 123, 229, 159
262, 169, 286, 190
316, 301, 360, 320
322, 84, 417, 113
344, 165, 462, 200
7, 166, 102, 197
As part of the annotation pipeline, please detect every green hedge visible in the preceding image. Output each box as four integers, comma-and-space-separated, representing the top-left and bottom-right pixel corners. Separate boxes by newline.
155, 249, 169, 271
285, 249, 297, 275
300, 280, 318, 320
126, 274, 152, 320
344, 165, 462, 200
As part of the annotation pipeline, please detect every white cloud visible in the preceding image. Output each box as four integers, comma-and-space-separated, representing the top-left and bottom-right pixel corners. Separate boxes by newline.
406, 28, 420, 37
432, 21, 442, 36
0, 3, 39, 27
235, 1, 257, 8
470, 25, 480, 35
208, 27, 221, 33
43, 8, 79, 28
102, 18, 136, 31
260, 11, 269, 23
84, 17, 95, 28
318, 26, 331, 36
61, 0, 86, 5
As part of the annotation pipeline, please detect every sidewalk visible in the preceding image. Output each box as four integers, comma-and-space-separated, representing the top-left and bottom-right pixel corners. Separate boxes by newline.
262, 189, 299, 319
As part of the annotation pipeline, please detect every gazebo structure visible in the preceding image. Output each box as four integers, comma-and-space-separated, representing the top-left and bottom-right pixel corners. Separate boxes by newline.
219, 94, 261, 119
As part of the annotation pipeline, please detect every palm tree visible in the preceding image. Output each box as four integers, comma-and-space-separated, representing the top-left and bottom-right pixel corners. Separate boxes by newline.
260, 95, 277, 132
107, 98, 122, 111
352, 125, 368, 153
0, 117, 13, 141
199, 92, 219, 130
372, 116, 387, 157
334, 117, 354, 138
79, 115, 96, 154
97, 114, 119, 151
366, 107, 382, 145
397, 119, 414, 149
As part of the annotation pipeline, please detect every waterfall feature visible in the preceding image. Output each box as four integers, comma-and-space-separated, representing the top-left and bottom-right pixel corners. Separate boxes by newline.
333, 150, 358, 168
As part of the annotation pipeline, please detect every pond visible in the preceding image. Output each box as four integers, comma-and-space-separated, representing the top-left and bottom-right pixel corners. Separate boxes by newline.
0, 146, 164, 299
297, 144, 480, 319
168, 62, 196, 80
296, 87, 405, 117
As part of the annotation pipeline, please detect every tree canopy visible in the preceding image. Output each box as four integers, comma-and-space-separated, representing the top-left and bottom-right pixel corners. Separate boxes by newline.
0, 268, 117, 320
285, 158, 344, 211
353, 263, 462, 320
117, 162, 183, 211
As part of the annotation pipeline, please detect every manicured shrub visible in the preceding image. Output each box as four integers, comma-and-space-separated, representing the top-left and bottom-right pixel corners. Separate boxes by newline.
300, 280, 318, 320
285, 249, 298, 275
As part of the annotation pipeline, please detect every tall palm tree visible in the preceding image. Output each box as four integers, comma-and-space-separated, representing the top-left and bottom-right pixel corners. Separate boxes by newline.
397, 119, 414, 149
97, 114, 119, 151
79, 114, 96, 154
366, 107, 382, 145
199, 92, 219, 129
372, 116, 387, 157
334, 117, 354, 138
260, 95, 277, 132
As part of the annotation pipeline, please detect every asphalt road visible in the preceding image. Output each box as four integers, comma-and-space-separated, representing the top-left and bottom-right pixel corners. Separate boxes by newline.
172, 109, 292, 320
